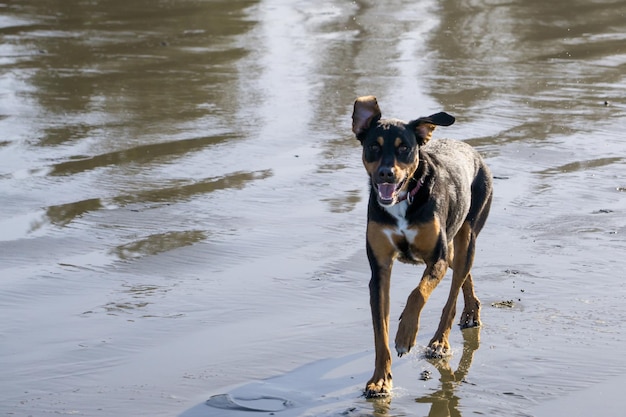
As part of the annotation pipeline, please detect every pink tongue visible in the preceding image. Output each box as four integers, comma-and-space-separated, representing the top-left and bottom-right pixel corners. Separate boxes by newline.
378, 183, 396, 200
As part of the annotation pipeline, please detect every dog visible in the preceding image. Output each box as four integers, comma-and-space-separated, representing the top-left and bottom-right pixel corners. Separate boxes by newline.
352, 96, 493, 398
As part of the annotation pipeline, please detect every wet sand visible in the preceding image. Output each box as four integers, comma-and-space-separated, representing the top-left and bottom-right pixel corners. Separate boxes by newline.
532, 373, 626, 417
1, 0, 626, 416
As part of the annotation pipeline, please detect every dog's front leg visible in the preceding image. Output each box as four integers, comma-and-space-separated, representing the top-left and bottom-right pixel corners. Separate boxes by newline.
429, 222, 477, 356
395, 259, 448, 356
365, 239, 394, 398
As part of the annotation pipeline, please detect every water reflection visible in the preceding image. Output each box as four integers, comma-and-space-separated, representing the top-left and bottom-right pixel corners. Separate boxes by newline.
364, 327, 481, 417
535, 156, 623, 176
9, 0, 258, 121
27, 169, 272, 235
45, 197, 103, 226
111, 169, 273, 205
429, 0, 626, 134
110, 230, 207, 260
48, 133, 242, 176
415, 327, 481, 417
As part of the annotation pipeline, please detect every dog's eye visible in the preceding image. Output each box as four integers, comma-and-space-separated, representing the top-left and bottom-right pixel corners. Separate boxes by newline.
398, 145, 409, 153
369, 144, 381, 152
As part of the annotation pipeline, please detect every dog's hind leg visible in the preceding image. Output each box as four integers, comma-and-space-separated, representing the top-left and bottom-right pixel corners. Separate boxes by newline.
459, 273, 481, 328
459, 175, 492, 329
458, 166, 492, 329
458, 228, 480, 329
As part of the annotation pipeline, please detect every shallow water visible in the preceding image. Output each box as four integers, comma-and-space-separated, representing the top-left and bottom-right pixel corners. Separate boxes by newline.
1, 0, 626, 416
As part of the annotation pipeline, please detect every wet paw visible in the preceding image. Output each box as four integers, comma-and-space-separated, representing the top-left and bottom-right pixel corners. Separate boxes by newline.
365, 376, 392, 398
460, 301, 481, 329
459, 310, 481, 329
395, 317, 418, 357
395, 340, 413, 357
425, 340, 451, 359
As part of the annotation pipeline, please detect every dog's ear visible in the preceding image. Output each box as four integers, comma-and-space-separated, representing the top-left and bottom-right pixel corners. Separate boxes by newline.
409, 112, 455, 145
352, 96, 382, 141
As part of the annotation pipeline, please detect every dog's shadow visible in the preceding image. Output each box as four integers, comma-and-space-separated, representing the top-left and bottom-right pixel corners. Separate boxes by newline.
178, 351, 373, 417
177, 329, 480, 417
414, 326, 481, 417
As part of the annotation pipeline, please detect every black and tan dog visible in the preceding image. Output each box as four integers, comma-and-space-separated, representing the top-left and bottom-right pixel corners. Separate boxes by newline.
352, 96, 493, 398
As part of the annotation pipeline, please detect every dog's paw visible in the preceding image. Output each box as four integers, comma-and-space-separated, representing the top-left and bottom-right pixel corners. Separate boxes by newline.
459, 312, 481, 329
425, 340, 451, 359
395, 344, 410, 357
395, 317, 418, 357
459, 305, 481, 329
395, 338, 415, 357
364, 376, 392, 398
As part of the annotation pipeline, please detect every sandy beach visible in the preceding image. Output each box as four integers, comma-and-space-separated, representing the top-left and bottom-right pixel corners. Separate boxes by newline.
1, 0, 626, 416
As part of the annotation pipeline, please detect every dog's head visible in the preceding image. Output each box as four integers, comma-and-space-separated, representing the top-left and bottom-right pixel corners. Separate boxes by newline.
352, 95, 455, 206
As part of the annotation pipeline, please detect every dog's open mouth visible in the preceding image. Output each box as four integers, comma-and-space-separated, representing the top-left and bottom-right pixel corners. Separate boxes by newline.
375, 180, 405, 205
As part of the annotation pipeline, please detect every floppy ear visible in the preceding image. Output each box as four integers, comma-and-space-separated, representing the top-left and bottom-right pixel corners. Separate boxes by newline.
352, 96, 382, 140
409, 112, 455, 145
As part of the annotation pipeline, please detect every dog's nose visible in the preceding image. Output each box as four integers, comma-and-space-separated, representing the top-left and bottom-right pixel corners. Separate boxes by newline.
377, 166, 395, 181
